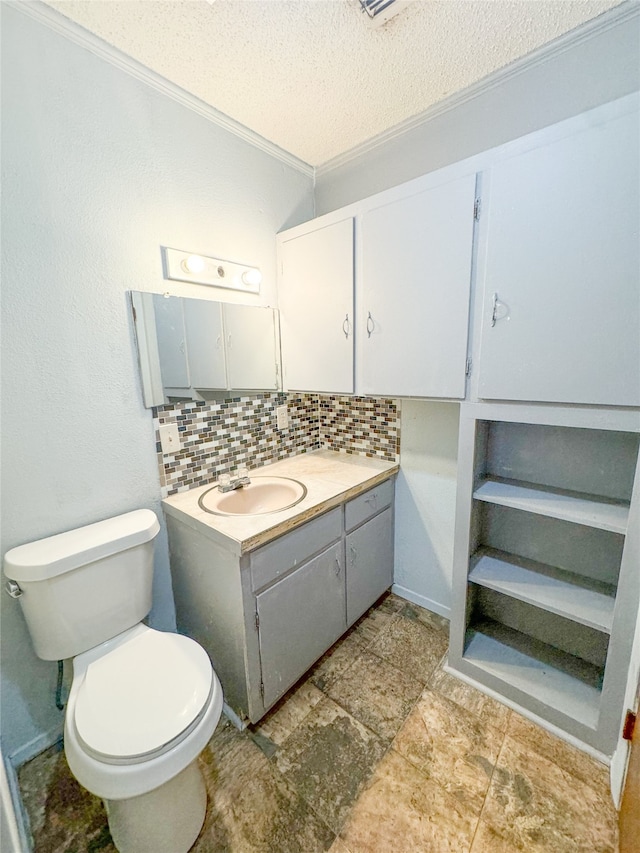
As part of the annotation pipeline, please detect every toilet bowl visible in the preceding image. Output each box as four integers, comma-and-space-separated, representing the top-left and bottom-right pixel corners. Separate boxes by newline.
3, 509, 223, 853
64, 624, 223, 853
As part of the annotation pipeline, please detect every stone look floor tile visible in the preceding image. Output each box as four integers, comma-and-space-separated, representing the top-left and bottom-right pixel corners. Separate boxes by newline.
252, 680, 324, 747
470, 820, 524, 852
351, 600, 399, 647
369, 613, 448, 683
398, 601, 450, 637
273, 696, 387, 834
481, 735, 618, 853
328, 836, 354, 853
326, 649, 425, 741
338, 749, 477, 853
392, 688, 503, 815
309, 630, 368, 692
429, 666, 512, 733
507, 712, 611, 795
195, 719, 335, 853
17, 743, 115, 853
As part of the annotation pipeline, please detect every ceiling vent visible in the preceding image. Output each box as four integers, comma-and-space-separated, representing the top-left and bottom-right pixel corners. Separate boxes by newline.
353, 0, 412, 28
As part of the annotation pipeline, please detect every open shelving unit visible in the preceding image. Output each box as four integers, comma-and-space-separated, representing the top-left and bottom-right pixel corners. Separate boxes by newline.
448, 405, 640, 754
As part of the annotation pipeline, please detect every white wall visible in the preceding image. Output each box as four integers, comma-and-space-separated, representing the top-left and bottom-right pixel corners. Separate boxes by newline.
0, 5, 313, 763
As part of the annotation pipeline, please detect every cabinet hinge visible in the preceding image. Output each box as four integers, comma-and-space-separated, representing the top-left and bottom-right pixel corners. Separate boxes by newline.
623, 709, 637, 741
254, 611, 260, 631
473, 198, 481, 221
465, 356, 472, 376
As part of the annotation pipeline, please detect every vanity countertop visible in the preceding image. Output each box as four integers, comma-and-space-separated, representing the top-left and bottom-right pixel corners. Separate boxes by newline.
161, 450, 399, 555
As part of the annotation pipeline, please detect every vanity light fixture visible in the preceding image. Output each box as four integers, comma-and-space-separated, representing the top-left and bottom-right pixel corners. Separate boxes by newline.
162, 247, 262, 294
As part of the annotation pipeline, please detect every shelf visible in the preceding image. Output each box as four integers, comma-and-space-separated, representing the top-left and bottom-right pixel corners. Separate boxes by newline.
473, 477, 629, 534
469, 548, 615, 634
463, 622, 601, 730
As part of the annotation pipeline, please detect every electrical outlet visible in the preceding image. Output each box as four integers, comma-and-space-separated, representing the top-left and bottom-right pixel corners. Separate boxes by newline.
158, 423, 180, 455
276, 405, 289, 431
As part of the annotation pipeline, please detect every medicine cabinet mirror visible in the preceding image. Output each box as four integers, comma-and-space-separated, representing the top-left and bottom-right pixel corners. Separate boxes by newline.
130, 291, 281, 408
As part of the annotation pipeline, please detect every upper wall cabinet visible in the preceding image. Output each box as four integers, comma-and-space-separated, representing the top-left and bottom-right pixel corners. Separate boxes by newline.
131, 292, 280, 407
476, 105, 640, 407
358, 173, 476, 398
278, 218, 354, 394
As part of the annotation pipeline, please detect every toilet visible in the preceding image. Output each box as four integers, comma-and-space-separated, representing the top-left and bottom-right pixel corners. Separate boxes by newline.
3, 509, 223, 853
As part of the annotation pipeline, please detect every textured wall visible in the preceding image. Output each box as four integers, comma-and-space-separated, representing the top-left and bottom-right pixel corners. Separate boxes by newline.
0, 5, 313, 761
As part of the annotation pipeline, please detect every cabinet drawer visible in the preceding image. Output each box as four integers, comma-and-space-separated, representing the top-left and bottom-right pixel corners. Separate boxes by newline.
250, 507, 342, 591
345, 479, 394, 532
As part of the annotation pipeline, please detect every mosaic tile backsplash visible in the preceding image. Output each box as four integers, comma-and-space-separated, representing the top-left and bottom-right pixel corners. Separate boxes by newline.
154, 393, 399, 496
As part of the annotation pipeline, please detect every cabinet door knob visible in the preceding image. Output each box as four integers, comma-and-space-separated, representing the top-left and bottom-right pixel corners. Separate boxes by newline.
366, 312, 375, 338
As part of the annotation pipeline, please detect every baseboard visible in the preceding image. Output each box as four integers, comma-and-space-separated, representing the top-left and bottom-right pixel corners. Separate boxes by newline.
391, 584, 451, 620
9, 726, 64, 771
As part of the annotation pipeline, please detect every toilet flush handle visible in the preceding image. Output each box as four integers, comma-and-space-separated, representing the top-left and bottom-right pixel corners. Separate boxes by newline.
5, 580, 23, 599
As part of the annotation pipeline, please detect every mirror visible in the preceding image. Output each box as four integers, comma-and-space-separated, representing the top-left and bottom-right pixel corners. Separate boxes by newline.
130, 291, 281, 408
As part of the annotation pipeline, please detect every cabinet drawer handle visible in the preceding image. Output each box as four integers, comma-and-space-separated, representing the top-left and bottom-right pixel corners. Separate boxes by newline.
342, 314, 350, 339
366, 312, 374, 338
365, 493, 378, 508
335, 557, 341, 576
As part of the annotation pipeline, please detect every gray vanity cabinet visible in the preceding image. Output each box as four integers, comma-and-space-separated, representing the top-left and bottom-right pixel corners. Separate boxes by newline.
166, 476, 396, 724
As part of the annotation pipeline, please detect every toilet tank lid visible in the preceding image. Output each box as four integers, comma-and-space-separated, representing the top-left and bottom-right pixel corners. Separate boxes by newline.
3, 509, 160, 583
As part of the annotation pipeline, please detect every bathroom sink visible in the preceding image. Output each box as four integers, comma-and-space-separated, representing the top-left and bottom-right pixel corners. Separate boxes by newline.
198, 476, 307, 516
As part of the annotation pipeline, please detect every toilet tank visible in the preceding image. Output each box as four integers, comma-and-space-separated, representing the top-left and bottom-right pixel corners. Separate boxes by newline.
3, 509, 160, 660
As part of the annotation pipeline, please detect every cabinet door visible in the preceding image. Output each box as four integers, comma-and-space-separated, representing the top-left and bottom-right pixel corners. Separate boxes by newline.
224, 304, 278, 391
477, 107, 640, 406
359, 173, 476, 398
256, 542, 346, 709
153, 294, 190, 389
183, 299, 226, 389
279, 218, 354, 393
346, 508, 394, 626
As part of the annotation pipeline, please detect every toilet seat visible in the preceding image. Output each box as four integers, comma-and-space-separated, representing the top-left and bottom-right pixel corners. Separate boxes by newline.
74, 629, 213, 765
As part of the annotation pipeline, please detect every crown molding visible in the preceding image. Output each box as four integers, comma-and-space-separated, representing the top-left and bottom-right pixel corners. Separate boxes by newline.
316, 1, 640, 177
7, 0, 315, 178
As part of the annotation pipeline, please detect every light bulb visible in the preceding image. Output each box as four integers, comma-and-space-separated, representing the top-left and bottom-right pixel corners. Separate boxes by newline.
181, 254, 206, 275
241, 268, 262, 287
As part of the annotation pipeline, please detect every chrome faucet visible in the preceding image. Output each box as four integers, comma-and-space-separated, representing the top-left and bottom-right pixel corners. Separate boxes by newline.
218, 467, 251, 493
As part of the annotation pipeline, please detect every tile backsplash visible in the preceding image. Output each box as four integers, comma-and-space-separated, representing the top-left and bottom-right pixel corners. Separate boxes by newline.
154, 393, 399, 496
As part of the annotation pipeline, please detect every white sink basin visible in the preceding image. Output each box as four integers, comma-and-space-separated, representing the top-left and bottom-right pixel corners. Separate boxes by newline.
198, 476, 307, 516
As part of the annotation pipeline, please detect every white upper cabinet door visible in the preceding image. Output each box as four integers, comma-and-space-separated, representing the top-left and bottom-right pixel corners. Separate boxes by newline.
279, 218, 354, 393
358, 173, 476, 398
477, 107, 640, 406
182, 299, 226, 389
224, 304, 279, 391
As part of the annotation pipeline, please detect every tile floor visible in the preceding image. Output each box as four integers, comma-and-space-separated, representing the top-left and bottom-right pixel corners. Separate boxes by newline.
18, 594, 619, 852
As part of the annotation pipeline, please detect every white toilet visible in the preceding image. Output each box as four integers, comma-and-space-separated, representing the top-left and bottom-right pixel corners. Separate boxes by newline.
4, 509, 223, 853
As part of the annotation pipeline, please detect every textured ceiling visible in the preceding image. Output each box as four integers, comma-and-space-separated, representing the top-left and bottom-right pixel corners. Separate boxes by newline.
44, 0, 622, 165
